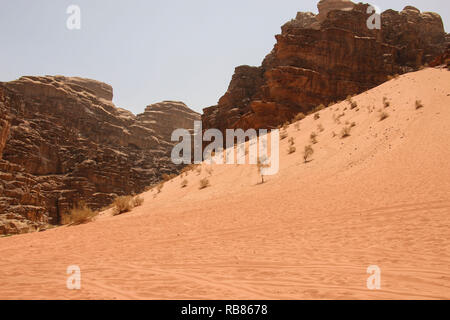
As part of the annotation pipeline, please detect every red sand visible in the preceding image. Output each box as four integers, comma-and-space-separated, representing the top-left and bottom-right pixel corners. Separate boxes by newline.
0, 68, 449, 300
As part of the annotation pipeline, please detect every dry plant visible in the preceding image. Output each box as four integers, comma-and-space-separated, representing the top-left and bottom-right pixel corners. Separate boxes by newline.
340, 126, 351, 138
61, 202, 97, 226
133, 196, 144, 207
205, 166, 213, 176
383, 97, 390, 108
294, 112, 306, 122
303, 145, 314, 163
257, 156, 270, 184
314, 113, 320, 120
199, 178, 210, 190
113, 196, 134, 215
287, 137, 296, 154
181, 179, 188, 188
280, 129, 288, 140
310, 132, 318, 144
415, 100, 424, 109
379, 111, 389, 121
317, 124, 325, 132
156, 183, 164, 194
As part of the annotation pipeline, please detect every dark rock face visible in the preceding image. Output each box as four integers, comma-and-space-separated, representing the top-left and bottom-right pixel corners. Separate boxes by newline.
202, 1, 448, 132
0, 76, 199, 234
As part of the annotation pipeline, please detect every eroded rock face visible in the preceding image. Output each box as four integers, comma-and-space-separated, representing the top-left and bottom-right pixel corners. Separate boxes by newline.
0, 76, 199, 234
202, 1, 448, 132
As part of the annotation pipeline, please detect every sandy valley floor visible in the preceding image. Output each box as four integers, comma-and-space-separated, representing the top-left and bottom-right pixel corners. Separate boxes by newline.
0, 68, 449, 299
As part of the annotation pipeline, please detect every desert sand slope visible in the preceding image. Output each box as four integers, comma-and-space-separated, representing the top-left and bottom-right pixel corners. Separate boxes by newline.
0, 68, 449, 300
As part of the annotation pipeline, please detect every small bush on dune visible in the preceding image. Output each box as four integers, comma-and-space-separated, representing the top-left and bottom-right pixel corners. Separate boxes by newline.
257, 156, 270, 184
294, 112, 306, 122
340, 126, 351, 138
379, 111, 389, 121
181, 179, 188, 188
303, 145, 314, 163
156, 183, 164, 193
415, 100, 424, 109
199, 178, 210, 190
317, 124, 325, 132
113, 196, 134, 215
280, 130, 288, 140
310, 132, 318, 144
113, 195, 144, 216
133, 196, 144, 207
314, 113, 320, 120
287, 137, 296, 154
383, 97, 390, 108
61, 202, 97, 226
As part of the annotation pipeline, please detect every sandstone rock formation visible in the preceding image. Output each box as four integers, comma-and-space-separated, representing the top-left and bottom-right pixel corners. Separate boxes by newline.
0, 76, 199, 235
203, 1, 449, 132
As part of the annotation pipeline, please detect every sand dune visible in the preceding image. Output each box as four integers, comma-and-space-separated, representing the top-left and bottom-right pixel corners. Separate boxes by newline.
0, 68, 449, 300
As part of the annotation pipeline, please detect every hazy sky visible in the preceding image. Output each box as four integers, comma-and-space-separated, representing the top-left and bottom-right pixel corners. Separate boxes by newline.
1, 0, 448, 114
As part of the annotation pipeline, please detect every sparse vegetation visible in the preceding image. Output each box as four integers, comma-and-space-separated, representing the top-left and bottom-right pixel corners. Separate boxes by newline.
113, 196, 134, 215
314, 113, 320, 120
415, 100, 424, 109
317, 124, 325, 132
383, 97, 390, 108
61, 202, 97, 225
257, 156, 270, 184
199, 178, 210, 190
280, 129, 288, 140
340, 126, 351, 138
133, 196, 144, 207
181, 179, 188, 188
205, 166, 213, 176
156, 183, 164, 194
310, 132, 318, 144
113, 195, 144, 216
294, 112, 306, 122
287, 137, 296, 154
379, 111, 389, 121
303, 145, 314, 163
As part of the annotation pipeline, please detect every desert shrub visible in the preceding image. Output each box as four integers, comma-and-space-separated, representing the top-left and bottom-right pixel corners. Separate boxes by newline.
294, 112, 306, 122
314, 113, 320, 120
113, 196, 134, 215
133, 196, 144, 207
383, 97, 390, 108
340, 126, 351, 138
257, 156, 270, 184
181, 179, 188, 188
379, 111, 389, 121
156, 183, 164, 193
280, 130, 288, 140
199, 178, 210, 190
205, 167, 213, 176
303, 145, 314, 163
310, 132, 318, 144
61, 202, 97, 225
317, 124, 325, 132
415, 100, 424, 109
287, 137, 296, 154
350, 101, 358, 109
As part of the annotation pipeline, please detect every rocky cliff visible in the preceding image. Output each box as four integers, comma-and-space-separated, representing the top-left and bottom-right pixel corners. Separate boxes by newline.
0, 76, 199, 234
203, 1, 449, 132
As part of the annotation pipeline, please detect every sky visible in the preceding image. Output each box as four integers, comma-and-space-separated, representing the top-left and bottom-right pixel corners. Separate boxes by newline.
0, 0, 448, 114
